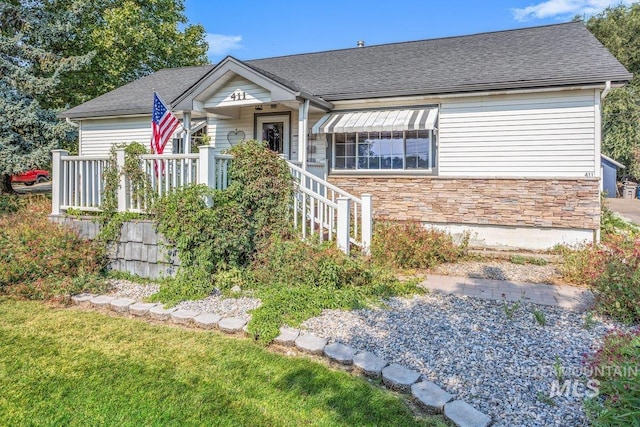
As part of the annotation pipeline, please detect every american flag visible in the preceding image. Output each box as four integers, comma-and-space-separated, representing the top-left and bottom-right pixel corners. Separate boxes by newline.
151, 92, 181, 155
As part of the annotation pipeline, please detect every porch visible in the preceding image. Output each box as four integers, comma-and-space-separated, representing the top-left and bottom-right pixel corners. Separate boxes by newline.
50, 146, 372, 254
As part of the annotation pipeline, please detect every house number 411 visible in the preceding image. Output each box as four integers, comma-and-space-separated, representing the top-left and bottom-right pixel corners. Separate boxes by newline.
230, 91, 246, 101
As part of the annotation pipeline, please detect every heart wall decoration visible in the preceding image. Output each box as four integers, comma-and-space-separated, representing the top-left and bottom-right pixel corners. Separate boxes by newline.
227, 129, 246, 146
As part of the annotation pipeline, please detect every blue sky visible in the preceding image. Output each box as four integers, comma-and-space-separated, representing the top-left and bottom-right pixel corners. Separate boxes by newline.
184, 0, 637, 62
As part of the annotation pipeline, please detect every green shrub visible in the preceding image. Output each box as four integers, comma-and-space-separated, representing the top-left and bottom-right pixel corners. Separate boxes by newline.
558, 244, 607, 286
0, 199, 107, 300
371, 221, 467, 269
0, 195, 24, 215
560, 235, 640, 324
246, 237, 420, 344
150, 141, 293, 305
590, 235, 640, 324
585, 328, 640, 426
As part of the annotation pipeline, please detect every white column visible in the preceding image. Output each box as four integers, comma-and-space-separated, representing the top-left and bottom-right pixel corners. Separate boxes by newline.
298, 99, 309, 169
183, 112, 191, 154
337, 197, 351, 255
116, 147, 127, 212
198, 145, 217, 188
51, 149, 68, 215
198, 145, 216, 206
361, 194, 373, 254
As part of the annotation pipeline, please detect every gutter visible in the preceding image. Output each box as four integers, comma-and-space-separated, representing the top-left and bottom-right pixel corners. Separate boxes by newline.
65, 117, 79, 127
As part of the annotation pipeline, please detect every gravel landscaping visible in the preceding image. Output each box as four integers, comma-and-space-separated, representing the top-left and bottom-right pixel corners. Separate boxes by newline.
106, 279, 261, 320
105, 277, 623, 427
301, 293, 624, 427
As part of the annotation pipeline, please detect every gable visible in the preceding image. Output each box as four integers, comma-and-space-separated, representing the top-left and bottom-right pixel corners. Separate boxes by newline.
203, 75, 271, 108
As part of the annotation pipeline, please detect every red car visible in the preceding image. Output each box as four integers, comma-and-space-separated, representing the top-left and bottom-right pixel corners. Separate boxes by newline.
11, 169, 50, 186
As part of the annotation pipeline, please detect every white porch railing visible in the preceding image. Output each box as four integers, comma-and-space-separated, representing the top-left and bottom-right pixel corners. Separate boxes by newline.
287, 161, 372, 254
51, 146, 372, 253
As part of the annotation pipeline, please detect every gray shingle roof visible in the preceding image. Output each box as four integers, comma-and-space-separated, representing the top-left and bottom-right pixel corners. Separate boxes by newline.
61, 65, 215, 118
61, 22, 631, 119
246, 22, 631, 100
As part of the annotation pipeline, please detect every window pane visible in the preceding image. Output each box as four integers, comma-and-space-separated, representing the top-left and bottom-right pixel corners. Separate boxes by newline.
405, 155, 418, 169
406, 130, 431, 169
335, 157, 345, 169
345, 157, 356, 169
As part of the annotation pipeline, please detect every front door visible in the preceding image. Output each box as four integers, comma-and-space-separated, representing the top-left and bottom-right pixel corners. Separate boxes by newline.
255, 114, 290, 158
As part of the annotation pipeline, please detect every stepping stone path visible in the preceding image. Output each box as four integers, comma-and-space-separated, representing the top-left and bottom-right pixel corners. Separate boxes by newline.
295, 334, 327, 355
70, 293, 491, 426
90, 295, 115, 308
193, 313, 221, 329
353, 351, 388, 378
273, 327, 300, 346
149, 305, 177, 321
171, 310, 199, 325
218, 317, 246, 334
110, 298, 136, 313
129, 302, 158, 316
71, 293, 95, 307
444, 400, 491, 427
382, 364, 421, 393
412, 381, 454, 413
323, 343, 356, 365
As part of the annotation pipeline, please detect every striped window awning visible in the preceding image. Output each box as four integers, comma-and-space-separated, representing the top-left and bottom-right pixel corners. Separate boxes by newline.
311, 107, 438, 134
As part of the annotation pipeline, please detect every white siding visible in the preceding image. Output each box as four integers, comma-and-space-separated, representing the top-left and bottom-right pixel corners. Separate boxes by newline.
204, 76, 271, 108
438, 90, 598, 177
78, 116, 173, 156
208, 105, 329, 162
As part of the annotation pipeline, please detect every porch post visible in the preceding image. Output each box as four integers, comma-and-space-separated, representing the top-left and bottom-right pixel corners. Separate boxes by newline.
337, 196, 351, 255
298, 99, 309, 169
51, 149, 68, 215
361, 194, 373, 254
198, 145, 216, 206
183, 112, 191, 154
115, 147, 127, 212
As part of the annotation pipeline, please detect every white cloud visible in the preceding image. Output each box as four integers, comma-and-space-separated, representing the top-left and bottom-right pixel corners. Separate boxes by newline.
205, 34, 243, 57
512, 0, 637, 21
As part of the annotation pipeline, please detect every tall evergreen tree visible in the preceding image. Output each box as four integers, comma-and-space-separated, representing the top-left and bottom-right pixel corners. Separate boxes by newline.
586, 4, 640, 179
0, 1, 91, 194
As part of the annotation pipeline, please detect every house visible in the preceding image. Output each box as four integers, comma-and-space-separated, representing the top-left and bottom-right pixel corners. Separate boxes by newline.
60, 22, 632, 250
600, 154, 625, 198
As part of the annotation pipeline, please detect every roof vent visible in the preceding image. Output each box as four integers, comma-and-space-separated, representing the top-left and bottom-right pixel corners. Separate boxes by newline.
356, 40, 365, 48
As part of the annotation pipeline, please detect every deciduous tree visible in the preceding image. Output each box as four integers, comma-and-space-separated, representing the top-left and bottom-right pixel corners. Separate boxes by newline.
42, 0, 209, 109
586, 4, 640, 179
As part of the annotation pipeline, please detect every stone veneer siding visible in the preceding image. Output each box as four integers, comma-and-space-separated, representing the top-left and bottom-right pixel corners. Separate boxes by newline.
328, 176, 600, 230
49, 216, 178, 279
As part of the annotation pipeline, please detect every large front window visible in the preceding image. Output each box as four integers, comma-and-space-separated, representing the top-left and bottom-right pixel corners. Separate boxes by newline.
334, 130, 434, 171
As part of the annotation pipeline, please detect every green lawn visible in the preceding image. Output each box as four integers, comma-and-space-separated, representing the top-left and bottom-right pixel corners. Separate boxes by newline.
0, 299, 444, 426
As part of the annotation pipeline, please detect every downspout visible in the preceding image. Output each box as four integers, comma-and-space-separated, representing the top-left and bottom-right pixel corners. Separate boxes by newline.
601, 81, 611, 100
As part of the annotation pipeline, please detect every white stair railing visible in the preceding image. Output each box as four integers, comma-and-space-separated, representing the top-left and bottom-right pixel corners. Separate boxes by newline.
287, 161, 372, 254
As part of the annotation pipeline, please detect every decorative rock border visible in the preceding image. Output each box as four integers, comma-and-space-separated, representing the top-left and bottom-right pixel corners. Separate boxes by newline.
70, 293, 491, 427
